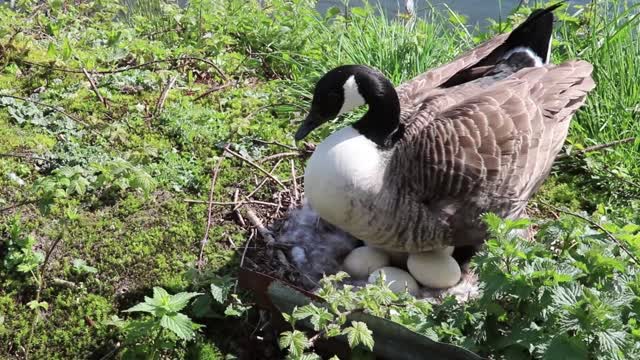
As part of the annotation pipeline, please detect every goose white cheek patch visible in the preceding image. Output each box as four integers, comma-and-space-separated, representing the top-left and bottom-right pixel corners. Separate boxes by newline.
338, 75, 366, 115
503, 46, 544, 67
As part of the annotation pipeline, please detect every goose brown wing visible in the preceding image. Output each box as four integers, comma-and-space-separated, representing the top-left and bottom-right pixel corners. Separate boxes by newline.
396, 34, 509, 123
391, 61, 595, 246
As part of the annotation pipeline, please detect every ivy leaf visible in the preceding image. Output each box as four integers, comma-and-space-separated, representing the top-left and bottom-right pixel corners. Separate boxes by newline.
342, 321, 374, 351
543, 334, 588, 360
160, 312, 198, 341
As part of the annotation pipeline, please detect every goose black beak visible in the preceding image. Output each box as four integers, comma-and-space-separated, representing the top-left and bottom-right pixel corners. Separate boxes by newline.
294, 112, 325, 141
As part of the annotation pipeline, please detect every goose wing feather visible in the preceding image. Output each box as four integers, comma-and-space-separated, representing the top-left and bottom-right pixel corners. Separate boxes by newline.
396, 34, 509, 123
391, 60, 595, 246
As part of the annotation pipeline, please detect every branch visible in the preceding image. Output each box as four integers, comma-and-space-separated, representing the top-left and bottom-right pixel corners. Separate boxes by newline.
81, 68, 107, 107
184, 199, 279, 208
539, 201, 639, 264
198, 157, 224, 270
17, 56, 227, 80
243, 207, 275, 245
193, 82, 234, 101
557, 137, 636, 160
155, 76, 177, 115
224, 147, 288, 190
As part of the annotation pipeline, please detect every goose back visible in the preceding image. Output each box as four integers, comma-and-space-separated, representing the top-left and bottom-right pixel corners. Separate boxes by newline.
377, 61, 595, 251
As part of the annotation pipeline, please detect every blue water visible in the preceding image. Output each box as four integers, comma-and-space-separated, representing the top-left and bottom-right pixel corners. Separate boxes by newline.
317, 0, 592, 26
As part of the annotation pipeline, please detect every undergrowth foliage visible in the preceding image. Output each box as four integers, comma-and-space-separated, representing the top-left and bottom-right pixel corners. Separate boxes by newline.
0, 0, 639, 359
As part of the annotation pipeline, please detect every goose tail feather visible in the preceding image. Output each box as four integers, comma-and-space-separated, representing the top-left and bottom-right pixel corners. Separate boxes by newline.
502, 2, 565, 65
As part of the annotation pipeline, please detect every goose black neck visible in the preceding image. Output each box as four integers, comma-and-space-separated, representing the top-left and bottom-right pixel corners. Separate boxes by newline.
352, 70, 402, 148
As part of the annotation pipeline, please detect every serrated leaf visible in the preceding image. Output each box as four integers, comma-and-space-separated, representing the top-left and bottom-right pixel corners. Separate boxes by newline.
342, 321, 374, 351
160, 312, 198, 341
543, 334, 588, 360
279, 330, 309, 357
27, 300, 48, 311
72, 258, 98, 274
210, 283, 229, 304
166, 292, 202, 312
151, 287, 170, 306
298, 353, 322, 360
123, 301, 156, 314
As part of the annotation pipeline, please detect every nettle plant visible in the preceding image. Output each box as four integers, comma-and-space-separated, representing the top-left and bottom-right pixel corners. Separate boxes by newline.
276, 212, 640, 359
108, 287, 203, 358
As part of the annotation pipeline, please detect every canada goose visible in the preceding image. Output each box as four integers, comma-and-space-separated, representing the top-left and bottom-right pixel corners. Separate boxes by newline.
295, 4, 595, 257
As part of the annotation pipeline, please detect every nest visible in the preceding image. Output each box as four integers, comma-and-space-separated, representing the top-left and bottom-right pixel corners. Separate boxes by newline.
242, 199, 481, 304
196, 144, 480, 304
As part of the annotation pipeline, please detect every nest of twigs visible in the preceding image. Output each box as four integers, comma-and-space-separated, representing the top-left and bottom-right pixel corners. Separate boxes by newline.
193, 142, 480, 304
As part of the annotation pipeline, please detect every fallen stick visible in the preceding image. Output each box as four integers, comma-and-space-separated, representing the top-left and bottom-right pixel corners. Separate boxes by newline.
197, 157, 224, 270
239, 160, 284, 209
290, 159, 300, 203
81, 68, 107, 107
539, 201, 639, 265
184, 199, 279, 207
258, 151, 299, 163
155, 76, 177, 115
557, 137, 636, 159
193, 82, 234, 101
244, 207, 275, 245
224, 147, 288, 190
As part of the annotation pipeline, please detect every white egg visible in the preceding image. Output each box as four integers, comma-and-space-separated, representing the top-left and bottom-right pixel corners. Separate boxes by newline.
434, 246, 455, 256
407, 251, 461, 288
368, 266, 419, 294
342, 246, 390, 279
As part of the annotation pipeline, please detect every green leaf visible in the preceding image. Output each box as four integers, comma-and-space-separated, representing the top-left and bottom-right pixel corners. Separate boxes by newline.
166, 292, 202, 312
278, 330, 309, 357
543, 334, 588, 360
62, 38, 73, 60
210, 283, 230, 304
151, 287, 171, 306
27, 300, 48, 311
72, 258, 98, 274
342, 321, 374, 351
160, 312, 198, 341
124, 300, 156, 314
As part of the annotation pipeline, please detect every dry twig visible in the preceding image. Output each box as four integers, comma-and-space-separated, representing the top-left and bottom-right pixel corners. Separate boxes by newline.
184, 199, 279, 208
193, 82, 234, 101
557, 137, 636, 159
224, 147, 288, 190
233, 188, 246, 226
197, 157, 224, 270
290, 159, 300, 203
0, 200, 37, 213
18, 56, 227, 80
155, 76, 177, 115
81, 68, 107, 107
258, 151, 299, 163
243, 207, 275, 245
236, 160, 284, 212
539, 201, 639, 264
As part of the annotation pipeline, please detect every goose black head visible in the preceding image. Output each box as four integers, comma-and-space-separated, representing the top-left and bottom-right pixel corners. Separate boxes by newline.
295, 65, 371, 141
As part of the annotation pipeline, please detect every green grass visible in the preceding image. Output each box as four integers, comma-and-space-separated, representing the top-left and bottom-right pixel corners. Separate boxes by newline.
0, 0, 639, 358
